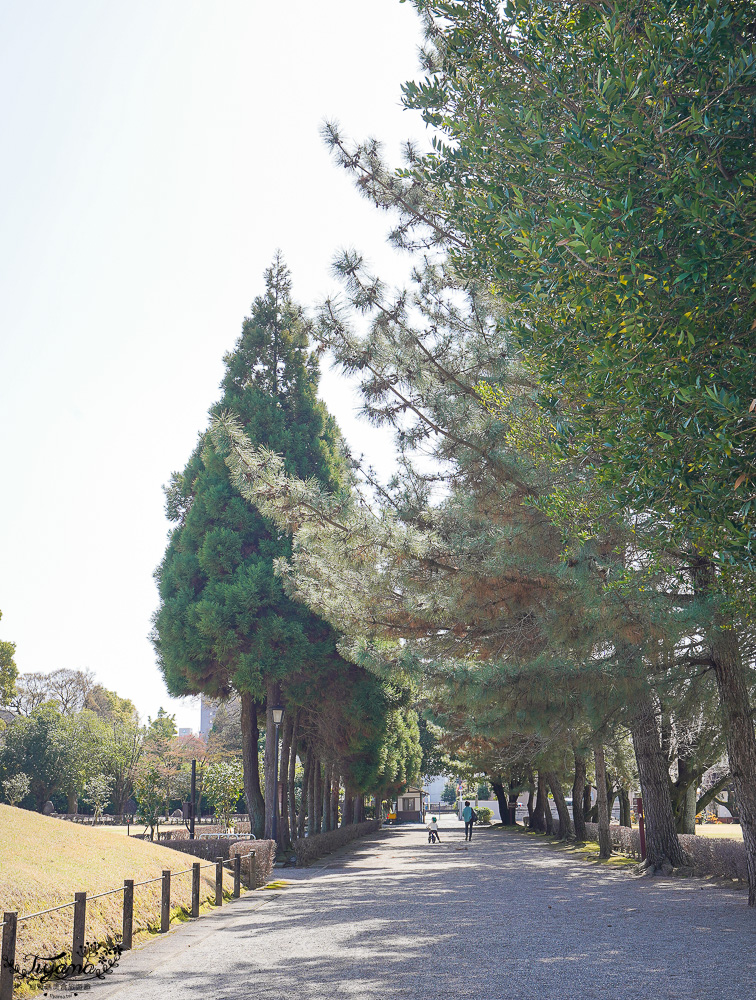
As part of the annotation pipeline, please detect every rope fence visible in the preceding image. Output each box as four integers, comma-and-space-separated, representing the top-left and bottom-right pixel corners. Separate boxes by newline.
0, 850, 258, 1000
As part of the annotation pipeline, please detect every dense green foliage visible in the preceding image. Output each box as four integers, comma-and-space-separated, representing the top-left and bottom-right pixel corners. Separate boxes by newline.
0, 618, 17, 708
404, 0, 756, 564
153, 256, 347, 706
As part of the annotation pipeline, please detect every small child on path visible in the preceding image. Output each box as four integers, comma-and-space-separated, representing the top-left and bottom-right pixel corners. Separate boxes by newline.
427, 816, 441, 843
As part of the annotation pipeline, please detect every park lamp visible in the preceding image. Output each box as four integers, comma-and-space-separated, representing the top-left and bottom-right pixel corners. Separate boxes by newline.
272, 706, 284, 726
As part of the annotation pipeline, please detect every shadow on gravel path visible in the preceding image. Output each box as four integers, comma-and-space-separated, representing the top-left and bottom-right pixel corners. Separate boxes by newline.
78, 825, 756, 1000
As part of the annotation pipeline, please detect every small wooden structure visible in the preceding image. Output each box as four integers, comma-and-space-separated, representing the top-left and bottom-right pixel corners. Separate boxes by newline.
395, 786, 424, 822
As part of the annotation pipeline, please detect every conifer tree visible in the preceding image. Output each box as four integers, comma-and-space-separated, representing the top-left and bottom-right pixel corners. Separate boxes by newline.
152, 255, 348, 838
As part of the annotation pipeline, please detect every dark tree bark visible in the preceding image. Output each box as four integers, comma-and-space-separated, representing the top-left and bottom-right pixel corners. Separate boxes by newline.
322, 761, 332, 832
594, 744, 612, 859
67, 790, 78, 815
263, 679, 280, 840
619, 787, 632, 828
491, 780, 510, 824
508, 789, 520, 823
313, 758, 323, 835
582, 782, 592, 821
694, 560, 756, 905
630, 691, 688, 870
671, 751, 699, 834
606, 772, 617, 821
331, 771, 340, 830
240, 691, 265, 839
530, 772, 547, 831
544, 795, 554, 835
526, 775, 535, 827
288, 710, 299, 838
278, 712, 293, 849
572, 751, 587, 841
307, 750, 317, 837
299, 743, 312, 840
545, 772, 574, 840
342, 786, 354, 827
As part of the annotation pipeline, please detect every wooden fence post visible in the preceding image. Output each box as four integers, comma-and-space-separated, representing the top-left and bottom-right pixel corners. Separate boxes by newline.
1, 912, 17, 1000
160, 870, 171, 933
72, 893, 87, 971
122, 880, 133, 950
191, 863, 200, 918
233, 854, 241, 898
215, 857, 223, 906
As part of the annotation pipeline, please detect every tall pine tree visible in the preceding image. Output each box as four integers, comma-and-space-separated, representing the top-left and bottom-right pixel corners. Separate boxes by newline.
152, 255, 347, 837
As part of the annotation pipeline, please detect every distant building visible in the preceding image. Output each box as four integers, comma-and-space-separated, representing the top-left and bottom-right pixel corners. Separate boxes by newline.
395, 786, 424, 822
178, 727, 193, 737
199, 695, 218, 740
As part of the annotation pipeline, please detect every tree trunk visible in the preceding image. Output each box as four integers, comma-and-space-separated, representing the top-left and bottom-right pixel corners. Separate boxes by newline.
263, 679, 281, 840
629, 691, 688, 870
672, 750, 699, 834
331, 771, 340, 829
594, 744, 612, 859
307, 754, 317, 836
545, 772, 573, 840
240, 691, 265, 839
354, 795, 363, 823
619, 787, 632, 828
582, 782, 592, 821
606, 772, 617, 821
322, 761, 332, 832
508, 789, 519, 824
491, 780, 510, 824
681, 785, 697, 835
288, 710, 299, 837
299, 744, 312, 840
695, 561, 756, 905
544, 795, 554, 835
314, 758, 323, 834
526, 775, 535, 827
530, 773, 547, 832
342, 786, 354, 827
278, 712, 293, 849
67, 790, 78, 815
572, 751, 587, 841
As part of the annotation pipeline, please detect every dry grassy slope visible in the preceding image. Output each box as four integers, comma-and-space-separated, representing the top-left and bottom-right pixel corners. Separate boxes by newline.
0, 805, 220, 964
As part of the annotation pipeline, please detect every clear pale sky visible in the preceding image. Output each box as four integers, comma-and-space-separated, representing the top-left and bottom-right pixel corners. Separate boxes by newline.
0, 1, 426, 729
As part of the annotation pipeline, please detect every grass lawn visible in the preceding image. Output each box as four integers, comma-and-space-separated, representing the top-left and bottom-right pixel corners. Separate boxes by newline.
0, 805, 226, 978
693, 823, 743, 840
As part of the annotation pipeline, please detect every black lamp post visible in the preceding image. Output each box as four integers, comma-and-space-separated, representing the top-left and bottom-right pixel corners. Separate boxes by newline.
271, 706, 284, 845
189, 758, 196, 840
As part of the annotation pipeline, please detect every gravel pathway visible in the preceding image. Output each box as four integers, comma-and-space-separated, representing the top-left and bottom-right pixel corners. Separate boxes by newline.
74, 825, 756, 1000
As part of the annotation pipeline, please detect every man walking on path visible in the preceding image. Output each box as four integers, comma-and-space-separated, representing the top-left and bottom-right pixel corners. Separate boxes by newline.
462, 800, 476, 841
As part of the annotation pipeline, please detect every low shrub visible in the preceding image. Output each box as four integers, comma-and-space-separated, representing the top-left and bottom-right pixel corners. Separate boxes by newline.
159, 836, 276, 887
158, 836, 247, 863
583, 822, 748, 880
678, 832, 749, 881
293, 820, 382, 866
475, 807, 492, 825
228, 840, 276, 888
